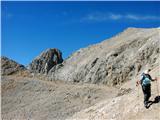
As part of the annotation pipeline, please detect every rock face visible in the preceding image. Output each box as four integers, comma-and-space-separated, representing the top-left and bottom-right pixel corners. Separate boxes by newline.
29, 48, 63, 74
1, 56, 26, 75
48, 28, 160, 86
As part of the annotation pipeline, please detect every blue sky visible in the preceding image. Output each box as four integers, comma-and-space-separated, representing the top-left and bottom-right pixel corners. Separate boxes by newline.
1, 1, 160, 65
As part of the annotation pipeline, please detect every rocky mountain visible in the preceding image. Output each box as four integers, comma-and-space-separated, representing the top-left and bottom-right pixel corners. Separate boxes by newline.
29, 48, 63, 74
2, 28, 159, 86
47, 28, 160, 86
1, 56, 26, 76
1, 27, 160, 120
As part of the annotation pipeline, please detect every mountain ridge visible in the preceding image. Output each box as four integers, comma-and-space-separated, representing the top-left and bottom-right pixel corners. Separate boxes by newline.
47, 27, 159, 86
1, 27, 159, 86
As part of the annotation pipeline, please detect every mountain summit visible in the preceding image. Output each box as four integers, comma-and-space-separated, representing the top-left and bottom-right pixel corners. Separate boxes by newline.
46, 28, 159, 86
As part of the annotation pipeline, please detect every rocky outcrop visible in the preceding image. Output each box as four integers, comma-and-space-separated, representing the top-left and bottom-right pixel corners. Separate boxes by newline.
29, 48, 63, 74
48, 28, 160, 86
1, 56, 26, 75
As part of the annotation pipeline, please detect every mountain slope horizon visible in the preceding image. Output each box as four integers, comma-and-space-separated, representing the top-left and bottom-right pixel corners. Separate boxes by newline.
1, 27, 159, 86
47, 27, 159, 86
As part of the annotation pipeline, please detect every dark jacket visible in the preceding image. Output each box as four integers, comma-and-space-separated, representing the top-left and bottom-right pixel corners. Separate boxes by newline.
140, 73, 154, 86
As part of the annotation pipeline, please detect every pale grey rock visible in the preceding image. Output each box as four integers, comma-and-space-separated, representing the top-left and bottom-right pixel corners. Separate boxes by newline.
29, 48, 63, 74
48, 28, 160, 86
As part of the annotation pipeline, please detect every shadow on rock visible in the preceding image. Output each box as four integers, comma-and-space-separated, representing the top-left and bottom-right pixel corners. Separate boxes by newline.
147, 96, 160, 109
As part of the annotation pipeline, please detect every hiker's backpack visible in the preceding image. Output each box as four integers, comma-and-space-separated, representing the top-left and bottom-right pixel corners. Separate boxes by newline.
141, 73, 151, 86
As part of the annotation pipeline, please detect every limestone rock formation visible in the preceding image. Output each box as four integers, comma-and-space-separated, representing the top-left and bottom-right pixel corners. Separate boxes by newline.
48, 28, 160, 86
1, 56, 26, 75
29, 48, 63, 74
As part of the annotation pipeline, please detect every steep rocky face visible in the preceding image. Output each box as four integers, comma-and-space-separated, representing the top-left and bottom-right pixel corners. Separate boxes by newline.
29, 48, 63, 74
48, 28, 160, 86
1, 56, 26, 75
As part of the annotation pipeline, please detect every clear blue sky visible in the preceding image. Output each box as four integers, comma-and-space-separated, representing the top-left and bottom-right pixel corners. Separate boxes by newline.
1, 1, 160, 65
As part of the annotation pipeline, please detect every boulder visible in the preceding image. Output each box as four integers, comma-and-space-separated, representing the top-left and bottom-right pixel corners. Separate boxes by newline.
29, 48, 63, 74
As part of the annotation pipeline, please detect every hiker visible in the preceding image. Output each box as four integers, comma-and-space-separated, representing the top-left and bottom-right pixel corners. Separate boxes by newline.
136, 69, 158, 108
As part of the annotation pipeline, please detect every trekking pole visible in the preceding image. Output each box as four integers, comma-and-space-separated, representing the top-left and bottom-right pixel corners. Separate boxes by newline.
137, 85, 140, 112
136, 80, 140, 99
136, 81, 140, 112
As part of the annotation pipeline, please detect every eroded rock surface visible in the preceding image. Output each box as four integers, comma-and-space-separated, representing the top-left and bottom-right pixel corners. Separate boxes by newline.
29, 48, 63, 74
48, 28, 160, 86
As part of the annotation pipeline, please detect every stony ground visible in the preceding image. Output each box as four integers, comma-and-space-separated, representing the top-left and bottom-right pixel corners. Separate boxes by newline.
2, 66, 160, 120
1, 75, 118, 120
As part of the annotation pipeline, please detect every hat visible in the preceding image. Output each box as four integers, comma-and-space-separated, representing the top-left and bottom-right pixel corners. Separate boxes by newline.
144, 69, 151, 74
144, 70, 149, 74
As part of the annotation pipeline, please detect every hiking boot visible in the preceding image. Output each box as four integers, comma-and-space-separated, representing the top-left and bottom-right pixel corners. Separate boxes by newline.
144, 104, 148, 108
144, 101, 148, 108
144, 103, 150, 109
